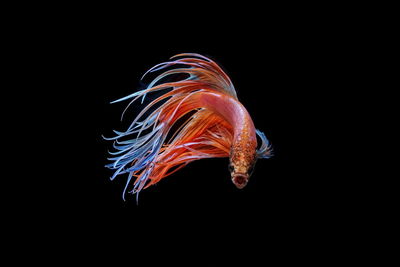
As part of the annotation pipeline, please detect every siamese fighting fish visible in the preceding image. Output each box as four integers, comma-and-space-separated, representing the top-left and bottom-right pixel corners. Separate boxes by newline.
104, 53, 272, 200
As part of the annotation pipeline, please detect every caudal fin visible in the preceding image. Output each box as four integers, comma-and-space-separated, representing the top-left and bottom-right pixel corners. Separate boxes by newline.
105, 53, 237, 199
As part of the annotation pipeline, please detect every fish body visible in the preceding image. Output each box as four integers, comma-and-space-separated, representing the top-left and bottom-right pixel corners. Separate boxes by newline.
105, 53, 272, 199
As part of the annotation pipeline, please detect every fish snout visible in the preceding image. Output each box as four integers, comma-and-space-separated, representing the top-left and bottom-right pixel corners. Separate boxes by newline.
232, 173, 248, 189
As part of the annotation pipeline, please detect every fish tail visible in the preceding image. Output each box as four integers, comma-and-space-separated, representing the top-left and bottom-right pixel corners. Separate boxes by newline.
105, 54, 236, 199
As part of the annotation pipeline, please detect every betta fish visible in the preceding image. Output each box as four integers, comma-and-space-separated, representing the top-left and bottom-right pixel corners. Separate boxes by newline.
104, 53, 272, 200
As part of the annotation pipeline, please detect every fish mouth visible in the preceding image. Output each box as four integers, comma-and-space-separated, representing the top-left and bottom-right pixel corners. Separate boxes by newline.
232, 173, 248, 189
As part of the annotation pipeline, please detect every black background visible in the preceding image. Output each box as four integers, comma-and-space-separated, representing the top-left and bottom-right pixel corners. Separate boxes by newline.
16, 8, 355, 262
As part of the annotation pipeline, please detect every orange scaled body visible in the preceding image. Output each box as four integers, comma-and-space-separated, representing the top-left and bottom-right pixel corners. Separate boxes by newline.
105, 53, 272, 199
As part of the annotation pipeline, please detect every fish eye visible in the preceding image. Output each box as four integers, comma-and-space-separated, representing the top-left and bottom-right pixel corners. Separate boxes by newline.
248, 164, 255, 176
228, 164, 234, 173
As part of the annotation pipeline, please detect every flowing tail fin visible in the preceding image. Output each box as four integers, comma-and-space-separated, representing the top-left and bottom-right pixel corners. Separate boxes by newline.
104, 53, 270, 200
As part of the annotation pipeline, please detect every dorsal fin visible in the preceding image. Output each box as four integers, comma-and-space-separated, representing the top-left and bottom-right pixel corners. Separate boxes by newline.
141, 53, 238, 100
